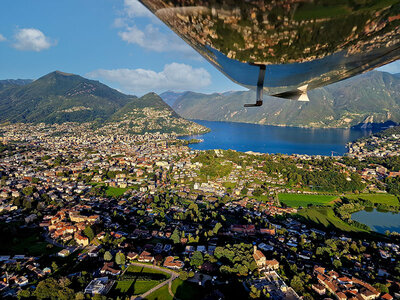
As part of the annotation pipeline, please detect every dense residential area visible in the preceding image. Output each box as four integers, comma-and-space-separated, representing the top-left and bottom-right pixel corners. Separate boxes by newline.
0, 122, 399, 300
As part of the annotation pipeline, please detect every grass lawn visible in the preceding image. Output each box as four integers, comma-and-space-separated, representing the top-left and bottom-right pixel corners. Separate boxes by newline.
278, 193, 338, 208
297, 207, 368, 233
222, 182, 236, 189
144, 278, 206, 300
253, 195, 270, 202
133, 280, 160, 295
115, 279, 159, 295
172, 279, 204, 300
345, 193, 399, 207
106, 186, 128, 197
125, 265, 171, 278
115, 280, 133, 293
145, 283, 172, 300
114, 265, 172, 296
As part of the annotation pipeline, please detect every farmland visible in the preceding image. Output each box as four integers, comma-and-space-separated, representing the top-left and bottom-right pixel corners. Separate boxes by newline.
345, 193, 400, 207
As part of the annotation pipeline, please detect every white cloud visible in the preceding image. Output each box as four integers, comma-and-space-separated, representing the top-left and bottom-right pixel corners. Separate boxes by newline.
115, 0, 200, 58
123, 0, 153, 18
0, 34, 6, 42
119, 24, 193, 54
13, 28, 55, 51
87, 63, 211, 93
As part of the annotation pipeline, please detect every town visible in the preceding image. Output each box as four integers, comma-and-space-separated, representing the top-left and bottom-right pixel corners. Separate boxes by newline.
0, 122, 399, 300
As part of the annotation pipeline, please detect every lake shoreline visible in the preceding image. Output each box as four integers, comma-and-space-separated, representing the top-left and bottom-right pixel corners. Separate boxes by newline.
180, 120, 379, 156
190, 118, 395, 130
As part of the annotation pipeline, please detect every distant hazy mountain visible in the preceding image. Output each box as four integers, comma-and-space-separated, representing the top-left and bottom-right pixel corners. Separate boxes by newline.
172, 71, 400, 128
159, 91, 187, 107
0, 79, 33, 91
0, 71, 208, 135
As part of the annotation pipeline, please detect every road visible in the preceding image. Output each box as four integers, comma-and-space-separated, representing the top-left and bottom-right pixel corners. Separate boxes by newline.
129, 262, 178, 300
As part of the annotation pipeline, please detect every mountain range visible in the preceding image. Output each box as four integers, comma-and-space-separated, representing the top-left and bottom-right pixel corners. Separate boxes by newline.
2, 70, 400, 132
0, 71, 207, 135
167, 71, 400, 128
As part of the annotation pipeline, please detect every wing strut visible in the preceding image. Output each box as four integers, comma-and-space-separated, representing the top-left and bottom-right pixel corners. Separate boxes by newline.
244, 65, 266, 107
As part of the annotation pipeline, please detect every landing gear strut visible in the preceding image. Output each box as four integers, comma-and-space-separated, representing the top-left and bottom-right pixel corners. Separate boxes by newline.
244, 65, 266, 107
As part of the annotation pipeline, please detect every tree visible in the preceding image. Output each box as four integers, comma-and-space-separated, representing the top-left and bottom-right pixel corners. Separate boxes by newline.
17, 289, 31, 299
213, 222, 222, 235
252, 188, 263, 197
104, 251, 112, 261
190, 251, 204, 268
333, 259, 342, 269
237, 264, 248, 276
23, 198, 32, 209
290, 276, 304, 293
34, 278, 74, 300
84, 226, 94, 241
374, 283, 389, 294
115, 252, 126, 265
22, 186, 35, 196
75, 292, 85, 300
171, 228, 180, 244
179, 271, 188, 280
51, 261, 58, 272
214, 246, 224, 259
249, 285, 261, 298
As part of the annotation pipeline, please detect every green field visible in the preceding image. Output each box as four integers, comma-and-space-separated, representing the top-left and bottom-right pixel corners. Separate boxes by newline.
115, 280, 159, 295
145, 283, 172, 300
222, 182, 236, 189
106, 186, 128, 197
125, 265, 171, 278
278, 193, 338, 207
113, 265, 172, 297
297, 207, 368, 233
253, 195, 270, 202
145, 279, 205, 300
345, 193, 400, 207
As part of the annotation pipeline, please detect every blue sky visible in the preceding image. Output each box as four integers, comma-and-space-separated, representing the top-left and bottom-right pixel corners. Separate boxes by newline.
0, 0, 399, 96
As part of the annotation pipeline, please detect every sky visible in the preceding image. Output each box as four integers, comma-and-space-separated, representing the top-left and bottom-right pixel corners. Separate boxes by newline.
0, 0, 399, 96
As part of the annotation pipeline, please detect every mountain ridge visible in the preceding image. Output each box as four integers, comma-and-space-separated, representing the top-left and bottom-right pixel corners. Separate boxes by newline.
169, 71, 400, 128
0, 71, 208, 135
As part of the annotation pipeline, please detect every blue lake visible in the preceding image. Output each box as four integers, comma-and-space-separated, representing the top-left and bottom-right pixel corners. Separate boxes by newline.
351, 209, 400, 234
181, 120, 376, 156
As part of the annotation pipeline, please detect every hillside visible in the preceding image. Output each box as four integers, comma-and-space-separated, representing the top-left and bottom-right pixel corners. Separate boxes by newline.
171, 71, 400, 128
105, 93, 209, 135
0, 71, 134, 124
0, 71, 208, 135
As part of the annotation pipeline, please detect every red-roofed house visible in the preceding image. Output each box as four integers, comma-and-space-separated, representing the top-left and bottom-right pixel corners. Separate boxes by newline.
163, 256, 184, 270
